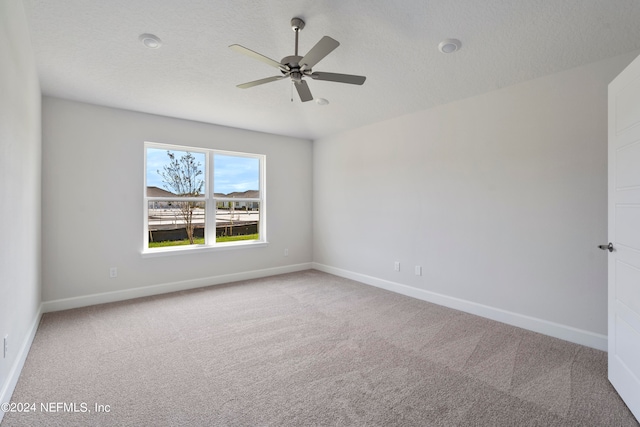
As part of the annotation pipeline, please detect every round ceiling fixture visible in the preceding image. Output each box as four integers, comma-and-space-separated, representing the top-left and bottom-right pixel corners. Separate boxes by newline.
315, 98, 329, 106
438, 39, 461, 54
139, 33, 162, 49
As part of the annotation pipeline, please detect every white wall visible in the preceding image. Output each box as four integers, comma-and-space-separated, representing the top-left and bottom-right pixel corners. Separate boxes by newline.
313, 51, 639, 348
0, 0, 42, 412
41, 98, 312, 306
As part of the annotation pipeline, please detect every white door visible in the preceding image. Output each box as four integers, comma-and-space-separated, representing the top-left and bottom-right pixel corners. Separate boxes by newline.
608, 53, 640, 422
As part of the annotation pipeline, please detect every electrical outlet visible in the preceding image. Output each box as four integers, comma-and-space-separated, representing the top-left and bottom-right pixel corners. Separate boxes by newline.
394, 261, 400, 272
284, 248, 289, 257
415, 266, 422, 276
109, 267, 118, 278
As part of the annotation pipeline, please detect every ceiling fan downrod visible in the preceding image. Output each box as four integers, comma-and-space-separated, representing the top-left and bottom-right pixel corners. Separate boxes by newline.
291, 17, 305, 57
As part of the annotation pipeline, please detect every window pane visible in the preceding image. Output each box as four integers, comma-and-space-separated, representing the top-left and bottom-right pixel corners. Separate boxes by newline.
148, 201, 205, 248
147, 148, 206, 197
213, 154, 259, 198
216, 201, 260, 243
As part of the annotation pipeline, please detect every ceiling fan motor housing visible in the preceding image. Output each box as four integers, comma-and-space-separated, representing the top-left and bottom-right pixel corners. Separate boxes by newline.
280, 55, 305, 76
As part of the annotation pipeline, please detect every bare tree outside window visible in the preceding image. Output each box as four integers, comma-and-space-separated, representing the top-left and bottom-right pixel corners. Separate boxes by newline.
158, 151, 204, 244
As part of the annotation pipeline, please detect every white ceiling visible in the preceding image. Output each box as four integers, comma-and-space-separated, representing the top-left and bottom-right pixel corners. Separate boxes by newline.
23, 0, 640, 140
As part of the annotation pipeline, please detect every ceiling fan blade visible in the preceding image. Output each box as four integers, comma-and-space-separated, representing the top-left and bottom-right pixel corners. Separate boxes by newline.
299, 36, 340, 70
229, 44, 289, 72
237, 75, 287, 89
294, 80, 313, 102
309, 72, 366, 85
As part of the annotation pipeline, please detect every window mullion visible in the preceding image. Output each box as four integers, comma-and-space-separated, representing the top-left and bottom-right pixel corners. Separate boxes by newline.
206, 151, 216, 245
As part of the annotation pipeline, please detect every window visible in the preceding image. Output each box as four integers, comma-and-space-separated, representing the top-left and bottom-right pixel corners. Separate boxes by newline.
144, 142, 265, 252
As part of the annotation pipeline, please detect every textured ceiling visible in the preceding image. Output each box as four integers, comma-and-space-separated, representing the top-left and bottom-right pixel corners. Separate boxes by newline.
22, 0, 640, 140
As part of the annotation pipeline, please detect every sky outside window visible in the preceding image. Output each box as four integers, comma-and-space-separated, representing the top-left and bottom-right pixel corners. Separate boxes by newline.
146, 148, 206, 192
214, 154, 259, 195
147, 149, 259, 196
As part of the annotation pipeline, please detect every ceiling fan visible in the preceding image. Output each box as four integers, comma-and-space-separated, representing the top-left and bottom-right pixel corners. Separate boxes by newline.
229, 17, 366, 102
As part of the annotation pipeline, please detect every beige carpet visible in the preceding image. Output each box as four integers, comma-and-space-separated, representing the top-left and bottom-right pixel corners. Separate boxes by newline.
2, 270, 637, 426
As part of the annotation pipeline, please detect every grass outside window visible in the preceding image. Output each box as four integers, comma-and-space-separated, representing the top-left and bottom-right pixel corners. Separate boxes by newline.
148, 234, 259, 248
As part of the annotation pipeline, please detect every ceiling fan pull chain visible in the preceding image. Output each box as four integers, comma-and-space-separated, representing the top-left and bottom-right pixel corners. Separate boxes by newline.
291, 81, 294, 102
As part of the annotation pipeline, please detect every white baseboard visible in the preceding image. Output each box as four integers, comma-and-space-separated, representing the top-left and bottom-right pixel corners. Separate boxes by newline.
42, 263, 313, 313
312, 262, 608, 351
0, 304, 43, 424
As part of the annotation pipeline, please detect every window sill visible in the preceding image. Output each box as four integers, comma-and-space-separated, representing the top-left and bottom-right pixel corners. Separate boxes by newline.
142, 240, 269, 258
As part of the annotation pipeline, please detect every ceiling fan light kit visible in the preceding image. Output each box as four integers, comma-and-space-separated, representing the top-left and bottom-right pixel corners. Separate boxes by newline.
229, 17, 366, 102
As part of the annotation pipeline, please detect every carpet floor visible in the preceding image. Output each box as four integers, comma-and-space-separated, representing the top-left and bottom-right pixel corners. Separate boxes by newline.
1, 270, 637, 426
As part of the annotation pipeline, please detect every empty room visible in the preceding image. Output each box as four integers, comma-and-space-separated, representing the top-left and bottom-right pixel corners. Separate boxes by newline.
1, 0, 640, 425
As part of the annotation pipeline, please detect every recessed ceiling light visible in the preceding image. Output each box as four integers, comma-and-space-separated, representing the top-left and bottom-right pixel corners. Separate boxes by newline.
139, 33, 162, 49
438, 39, 461, 54
315, 98, 329, 106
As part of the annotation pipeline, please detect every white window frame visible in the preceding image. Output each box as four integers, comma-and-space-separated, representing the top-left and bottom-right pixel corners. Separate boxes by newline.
143, 142, 267, 256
